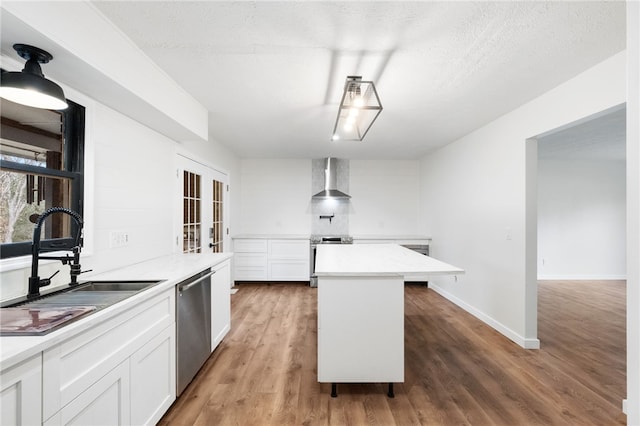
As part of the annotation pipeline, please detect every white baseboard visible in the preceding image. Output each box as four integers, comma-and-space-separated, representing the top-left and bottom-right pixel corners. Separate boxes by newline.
623, 399, 627, 415
430, 284, 540, 349
538, 274, 627, 280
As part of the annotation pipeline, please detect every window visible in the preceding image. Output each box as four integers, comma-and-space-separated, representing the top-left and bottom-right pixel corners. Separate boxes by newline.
0, 97, 85, 259
179, 157, 228, 255
182, 170, 201, 253
211, 179, 224, 253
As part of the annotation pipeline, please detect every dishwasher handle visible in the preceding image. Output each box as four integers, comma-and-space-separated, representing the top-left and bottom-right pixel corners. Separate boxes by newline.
178, 270, 215, 293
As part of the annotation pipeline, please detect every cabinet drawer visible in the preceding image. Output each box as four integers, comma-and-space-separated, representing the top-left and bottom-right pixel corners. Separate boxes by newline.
43, 289, 174, 420
269, 260, 310, 281
233, 239, 267, 253
235, 266, 268, 281
268, 240, 310, 260
234, 253, 267, 280
234, 252, 268, 267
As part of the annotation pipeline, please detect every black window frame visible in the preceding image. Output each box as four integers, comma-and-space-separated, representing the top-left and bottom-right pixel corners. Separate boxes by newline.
0, 99, 85, 259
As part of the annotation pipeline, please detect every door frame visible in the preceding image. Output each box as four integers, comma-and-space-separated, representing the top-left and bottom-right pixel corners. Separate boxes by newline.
175, 153, 230, 254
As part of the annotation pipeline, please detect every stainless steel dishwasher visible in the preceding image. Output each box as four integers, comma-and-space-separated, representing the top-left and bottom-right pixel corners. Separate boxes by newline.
176, 268, 214, 396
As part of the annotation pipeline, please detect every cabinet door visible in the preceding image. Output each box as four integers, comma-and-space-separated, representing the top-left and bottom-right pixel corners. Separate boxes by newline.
234, 252, 268, 280
1, 354, 42, 426
130, 325, 175, 426
46, 361, 130, 426
267, 239, 310, 281
211, 260, 231, 351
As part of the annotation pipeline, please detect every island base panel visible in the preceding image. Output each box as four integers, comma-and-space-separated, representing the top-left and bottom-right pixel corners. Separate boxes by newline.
317, 275, 404, 383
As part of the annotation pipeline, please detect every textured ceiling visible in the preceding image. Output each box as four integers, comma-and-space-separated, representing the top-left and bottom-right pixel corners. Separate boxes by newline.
538, 106, 626, 162
91, 1, 625, 159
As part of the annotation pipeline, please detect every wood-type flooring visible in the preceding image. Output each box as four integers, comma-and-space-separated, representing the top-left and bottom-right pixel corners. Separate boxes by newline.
159, 280, 626, 425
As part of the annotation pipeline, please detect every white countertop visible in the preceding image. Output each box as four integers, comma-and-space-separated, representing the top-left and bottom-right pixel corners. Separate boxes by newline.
315, 244, 462, 277
0, 252, 232, 371
232, 234, 310, 240
232, 234, 432, 241
352, 235, 431, 241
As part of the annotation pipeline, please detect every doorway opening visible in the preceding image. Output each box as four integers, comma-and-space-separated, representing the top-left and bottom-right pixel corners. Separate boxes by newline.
529, 103, 626, 412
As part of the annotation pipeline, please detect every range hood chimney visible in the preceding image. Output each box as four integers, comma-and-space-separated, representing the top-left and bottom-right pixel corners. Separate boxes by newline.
312, 158, 351, 199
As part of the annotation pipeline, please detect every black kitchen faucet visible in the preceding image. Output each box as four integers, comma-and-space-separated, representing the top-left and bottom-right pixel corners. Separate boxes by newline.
28, 207, 88, 299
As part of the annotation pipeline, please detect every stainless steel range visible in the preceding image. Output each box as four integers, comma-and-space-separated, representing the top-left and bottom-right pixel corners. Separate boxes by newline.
310, 235, 353, 287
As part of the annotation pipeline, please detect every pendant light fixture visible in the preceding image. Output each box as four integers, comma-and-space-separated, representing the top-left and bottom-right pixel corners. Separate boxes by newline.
331, 76, 382, 141
0, 44, 68, 110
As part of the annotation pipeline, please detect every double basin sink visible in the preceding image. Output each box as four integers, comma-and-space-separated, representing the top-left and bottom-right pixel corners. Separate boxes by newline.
1, 280, 163, 335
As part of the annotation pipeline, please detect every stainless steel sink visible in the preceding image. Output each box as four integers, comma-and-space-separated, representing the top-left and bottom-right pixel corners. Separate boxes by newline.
0, 280, 163, 335
69, 281, 160, 293
25, 291, 137, 307
3, 280, 163, 307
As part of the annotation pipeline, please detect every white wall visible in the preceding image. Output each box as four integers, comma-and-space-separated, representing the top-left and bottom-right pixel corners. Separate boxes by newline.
419, 51, 626, 348
237, 159, 311, 235
626, 1, 640, 421
87, 104, 177, 269
0, 92, 177, 302
538, 157, 625, 279
236, 158, 423, 237
349, 160, 421, 236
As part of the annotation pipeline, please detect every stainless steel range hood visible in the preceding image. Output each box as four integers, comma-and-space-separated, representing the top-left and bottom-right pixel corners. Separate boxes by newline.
312, 158, 351, 199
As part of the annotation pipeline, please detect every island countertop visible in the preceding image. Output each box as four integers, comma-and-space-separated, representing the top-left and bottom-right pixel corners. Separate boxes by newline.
315, 244, 463, 390
315, 243, 463, 277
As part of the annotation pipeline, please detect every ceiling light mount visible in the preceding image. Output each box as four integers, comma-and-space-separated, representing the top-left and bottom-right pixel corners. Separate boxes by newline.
331, 76, 382, 141
0, 44, 68, 110
14, 44, 54, 73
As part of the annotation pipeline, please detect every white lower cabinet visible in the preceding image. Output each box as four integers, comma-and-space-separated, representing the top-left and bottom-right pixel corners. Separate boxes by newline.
233, 252, 267, 280
43, 288, 175, 425
211, 259, 231, 351
0, 354, 42, 426
130, 325, 175, 425
233, 238, 309, 282
233, 240, 268, 280
44, 361, 130, 426
268, 239, 309, 281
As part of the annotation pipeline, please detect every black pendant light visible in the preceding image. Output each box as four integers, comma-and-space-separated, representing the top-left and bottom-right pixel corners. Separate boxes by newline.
0, 44, 68, 110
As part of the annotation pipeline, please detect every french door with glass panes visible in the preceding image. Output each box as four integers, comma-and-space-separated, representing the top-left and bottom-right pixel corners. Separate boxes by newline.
177, 155, 229, 254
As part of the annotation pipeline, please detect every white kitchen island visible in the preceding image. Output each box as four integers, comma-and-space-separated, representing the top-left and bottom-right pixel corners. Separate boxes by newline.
314, 244, 463, 397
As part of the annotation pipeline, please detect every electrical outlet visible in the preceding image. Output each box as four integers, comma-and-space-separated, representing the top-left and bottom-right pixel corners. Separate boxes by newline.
110, 231, 130, 248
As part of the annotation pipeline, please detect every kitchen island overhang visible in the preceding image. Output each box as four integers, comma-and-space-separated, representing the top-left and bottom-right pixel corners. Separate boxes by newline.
315, 244, 464, 397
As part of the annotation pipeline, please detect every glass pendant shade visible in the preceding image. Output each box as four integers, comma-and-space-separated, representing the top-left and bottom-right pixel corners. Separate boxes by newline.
331, 76, 382, 141
0, 44, 68, 110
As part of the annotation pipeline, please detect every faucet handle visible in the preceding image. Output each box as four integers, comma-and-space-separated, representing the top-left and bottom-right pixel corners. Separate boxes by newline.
40, 270, 60, 287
